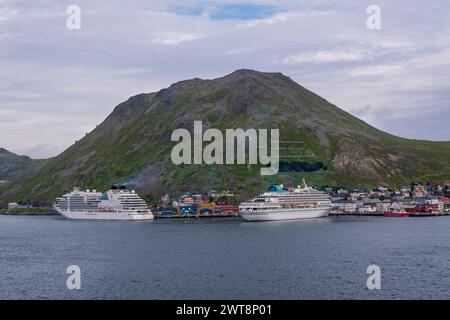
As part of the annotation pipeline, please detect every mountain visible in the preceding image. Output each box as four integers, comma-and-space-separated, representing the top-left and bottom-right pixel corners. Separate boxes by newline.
2, 69, 450, 203
0, 148, 45, 181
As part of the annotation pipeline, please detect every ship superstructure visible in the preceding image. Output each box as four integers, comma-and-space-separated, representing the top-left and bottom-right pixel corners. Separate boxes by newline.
54, 186, 153, 220
239, 180, 331, 221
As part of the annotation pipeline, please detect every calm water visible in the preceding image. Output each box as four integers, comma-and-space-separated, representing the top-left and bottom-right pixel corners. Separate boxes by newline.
1, 214, 450, 299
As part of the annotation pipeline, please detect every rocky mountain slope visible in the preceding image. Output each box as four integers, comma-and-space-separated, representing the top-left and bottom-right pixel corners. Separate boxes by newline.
0, 148, 44, 181
2, 69, 450, 203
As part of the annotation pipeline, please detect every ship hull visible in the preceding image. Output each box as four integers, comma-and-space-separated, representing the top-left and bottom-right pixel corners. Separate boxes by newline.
56, 208, 153, 221
384, 212, 409, 217
240, 207, 331, 221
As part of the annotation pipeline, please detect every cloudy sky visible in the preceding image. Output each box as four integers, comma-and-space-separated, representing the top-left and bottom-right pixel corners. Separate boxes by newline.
1, 0, 450, 158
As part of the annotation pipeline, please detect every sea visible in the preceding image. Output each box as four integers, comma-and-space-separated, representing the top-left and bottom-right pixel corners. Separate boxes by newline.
1, 214, 450, 299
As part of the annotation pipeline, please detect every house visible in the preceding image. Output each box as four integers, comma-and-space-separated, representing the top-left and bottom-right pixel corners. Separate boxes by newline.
180, 192, 191, 199
359, 206, 377, 213
400, 186, 411, 198
207, 189, 219, 198
333, 200, 357, 213
160, 193, 170, 205
412, 185, 428, 198
425, 197, 444, 213
7, 202, 19, 209
350, 192, 368, 201
371, 187, 389, 198
376, 200, 391, 213
183, 197, 195, 205
440, 196, 450, 212
359, 199, 380, 213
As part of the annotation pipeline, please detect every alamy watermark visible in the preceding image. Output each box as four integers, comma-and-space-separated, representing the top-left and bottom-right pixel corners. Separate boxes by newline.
171, 121, 279, 175
367, 5, 381, 30
366, 264, 381, 290
66, 4, 81, 30
66, 265, 81, 290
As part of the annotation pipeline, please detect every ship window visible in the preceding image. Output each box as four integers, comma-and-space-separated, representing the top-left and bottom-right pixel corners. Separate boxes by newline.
99, 193, 108, 200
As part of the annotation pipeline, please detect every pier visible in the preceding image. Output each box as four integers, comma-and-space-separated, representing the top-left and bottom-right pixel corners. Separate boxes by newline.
154, 212, 241, 219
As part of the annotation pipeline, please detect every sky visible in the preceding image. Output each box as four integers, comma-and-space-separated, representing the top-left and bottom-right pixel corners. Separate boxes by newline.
1, 0, 450, 158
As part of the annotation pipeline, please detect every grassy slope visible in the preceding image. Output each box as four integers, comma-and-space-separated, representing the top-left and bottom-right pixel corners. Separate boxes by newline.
2, 70, 450, 203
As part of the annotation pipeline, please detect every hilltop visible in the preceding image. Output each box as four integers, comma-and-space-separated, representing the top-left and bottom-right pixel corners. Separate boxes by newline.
2, 69, 450, 203
0, 148, 45, 181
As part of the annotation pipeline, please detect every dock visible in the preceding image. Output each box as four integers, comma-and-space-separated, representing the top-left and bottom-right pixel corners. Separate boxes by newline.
329, 211, 384, 217
154, 212, 241, 219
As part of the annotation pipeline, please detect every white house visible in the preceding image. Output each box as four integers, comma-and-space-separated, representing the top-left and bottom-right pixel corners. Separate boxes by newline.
7, 202, 19, 209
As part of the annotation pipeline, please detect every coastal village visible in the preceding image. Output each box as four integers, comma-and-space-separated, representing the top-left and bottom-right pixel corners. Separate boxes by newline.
151, 180, 450, 218
327, 181, 450, 217
2, 180, 450, 218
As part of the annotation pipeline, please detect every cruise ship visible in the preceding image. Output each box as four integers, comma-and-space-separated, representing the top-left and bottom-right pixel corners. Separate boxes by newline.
54, 186, 153, 220
239, 180, 332, 221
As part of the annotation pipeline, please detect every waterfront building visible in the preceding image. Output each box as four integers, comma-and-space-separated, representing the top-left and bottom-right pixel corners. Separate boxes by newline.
7, 202, 19, 209
376, 200, 392, 213
332, 200, 357, 213
183, 197, 195, 205
359, 205, 377, 213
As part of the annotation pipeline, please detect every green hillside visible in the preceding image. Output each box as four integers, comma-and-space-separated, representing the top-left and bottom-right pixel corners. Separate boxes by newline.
0, 148, 45, 181
2, 69, 450, 204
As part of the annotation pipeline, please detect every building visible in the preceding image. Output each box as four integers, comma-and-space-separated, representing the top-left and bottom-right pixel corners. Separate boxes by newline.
183, 197, 195, 205
412, 185, 428, 198
333, 200, 357, 213
7, 202, 19, 209
359, 206, 377, 213
400, 186, 411, 198
350, 192, 368, 201
376, 200, 391, 213
425, 198, 444, 213
160, 193, 170, 205
441, 196, 450, 212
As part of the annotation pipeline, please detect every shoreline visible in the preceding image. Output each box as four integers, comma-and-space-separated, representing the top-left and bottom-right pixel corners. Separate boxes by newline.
0, 208, 58, 216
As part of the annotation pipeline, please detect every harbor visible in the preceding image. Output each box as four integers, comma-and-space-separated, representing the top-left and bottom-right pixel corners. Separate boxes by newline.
2, 180, 450, 220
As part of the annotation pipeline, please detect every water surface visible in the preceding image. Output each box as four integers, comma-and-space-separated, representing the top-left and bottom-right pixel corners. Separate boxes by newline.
1, 215, 450, 299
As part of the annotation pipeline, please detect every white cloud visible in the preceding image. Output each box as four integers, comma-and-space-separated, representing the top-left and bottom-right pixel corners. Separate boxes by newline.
239, 10, 331, 28
225, 47, 253, 55
0, 7, 18, 24
1, 0, 450, 157
281, 49, 368, 65
151, 32, 205, 45
348, 64, 404, 77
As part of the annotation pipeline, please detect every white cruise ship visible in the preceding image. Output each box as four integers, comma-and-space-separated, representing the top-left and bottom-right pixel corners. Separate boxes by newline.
239, 180, 331, 221
54, 186, 153, 220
